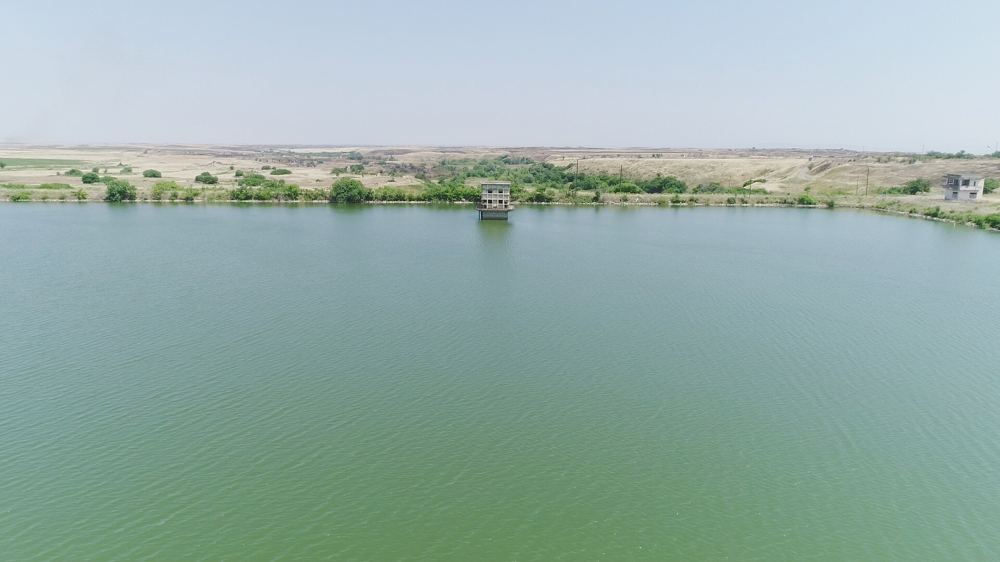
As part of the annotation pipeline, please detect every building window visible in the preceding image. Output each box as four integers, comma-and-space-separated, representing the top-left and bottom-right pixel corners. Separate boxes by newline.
970, 192, 977, 199
953, 191, 959, 196
962, 179, 971, 186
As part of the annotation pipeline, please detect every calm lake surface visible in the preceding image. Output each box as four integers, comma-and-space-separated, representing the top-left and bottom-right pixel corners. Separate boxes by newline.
2, 204, 1000, 560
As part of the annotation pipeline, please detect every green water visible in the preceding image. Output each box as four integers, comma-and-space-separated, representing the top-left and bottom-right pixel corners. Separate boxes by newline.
2, 204, 1000, 561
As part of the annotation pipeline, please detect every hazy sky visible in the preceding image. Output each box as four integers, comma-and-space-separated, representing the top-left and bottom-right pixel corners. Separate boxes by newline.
5, 0, 999, 151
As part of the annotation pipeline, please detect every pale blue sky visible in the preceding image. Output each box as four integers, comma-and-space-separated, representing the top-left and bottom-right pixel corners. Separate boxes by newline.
5, 0, 999, 151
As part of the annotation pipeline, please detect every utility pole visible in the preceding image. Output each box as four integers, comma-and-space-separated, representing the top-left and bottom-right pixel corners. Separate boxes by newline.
619, 164, 623, 184
865, 166, 870, 196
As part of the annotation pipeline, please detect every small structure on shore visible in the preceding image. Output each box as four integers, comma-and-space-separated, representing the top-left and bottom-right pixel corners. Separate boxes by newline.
944, 174, 984, 201
478, 181, 513, 220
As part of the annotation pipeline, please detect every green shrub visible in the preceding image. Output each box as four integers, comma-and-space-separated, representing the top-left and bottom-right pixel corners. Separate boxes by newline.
609, 182, 642, 194
120, 166, 133, 174
234, 170, 244, 177
797, 194, 817, 206
152, 181, 180, 200
984, 178, 998, 194
923, 206, 942, 218
825, 199, 836, 208
73, 189, 88, 201
65, 168, 83, 176
329, 177, 372, 203
527, 188, 554, 203
270, 168, 292, 175
639, 175, 686, 193
923, 150, 974, 160
104, 179, 137, 202
372, 187, 411, 201
91, 167, 99, 173
143, 169, 162, 178
229, 180, 302, 201
300, 188, 327, 201
262, 165, 272, 170
180, 188, 200, 202
195, 172, 219, 185
423, 181, 479, 202
10, 191, 31, 202
38, 183, 72, 190
81, 172, 100, 184
902, 178, 931, 194
694, 182, 726, 193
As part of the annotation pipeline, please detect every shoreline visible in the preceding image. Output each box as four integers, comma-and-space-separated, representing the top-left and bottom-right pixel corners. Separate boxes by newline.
3, 198, 997, 232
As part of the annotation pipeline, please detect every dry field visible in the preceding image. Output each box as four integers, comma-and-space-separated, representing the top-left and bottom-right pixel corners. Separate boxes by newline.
1, 145, 998, 214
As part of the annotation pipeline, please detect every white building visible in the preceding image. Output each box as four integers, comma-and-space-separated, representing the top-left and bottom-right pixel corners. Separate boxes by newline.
478, 181, 512, 220
943, 174, 984, 201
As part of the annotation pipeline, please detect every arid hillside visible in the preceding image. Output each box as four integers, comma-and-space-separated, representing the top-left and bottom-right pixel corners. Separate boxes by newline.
1, 145, 998, 215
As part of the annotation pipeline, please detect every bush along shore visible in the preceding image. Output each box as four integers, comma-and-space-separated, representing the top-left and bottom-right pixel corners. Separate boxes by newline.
2, 157, 999, 232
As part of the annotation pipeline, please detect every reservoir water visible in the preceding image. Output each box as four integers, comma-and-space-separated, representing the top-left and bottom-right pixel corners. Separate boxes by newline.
2, 204, 999, 560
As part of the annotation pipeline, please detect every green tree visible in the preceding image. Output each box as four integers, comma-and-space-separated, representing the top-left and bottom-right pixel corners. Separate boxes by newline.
329, 177, 372, 203
81, 171, 100, 184
903, 178, 931, 194
152, 181, 179, 200
984, 178, 998, 194
143, 169, 162, 178
195, 172, 219, 185
104, 179, 137, 202
0, 161, 6, 169
73, 188, 88, 201
270, 168, 292, 175
527, 188, 554, 202
640, 175, 687, 193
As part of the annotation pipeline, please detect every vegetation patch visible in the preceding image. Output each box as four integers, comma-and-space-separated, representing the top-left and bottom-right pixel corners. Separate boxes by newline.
143, 169, 162, 178
104, 180, 137, 202
195, 172, 219, 185
330, 178, 373, 204
0, 158, 84, 169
